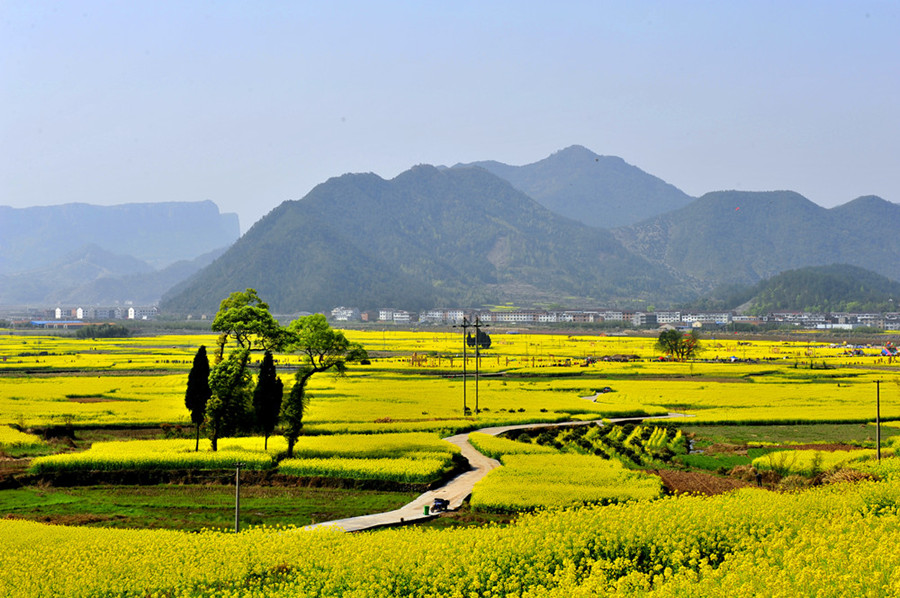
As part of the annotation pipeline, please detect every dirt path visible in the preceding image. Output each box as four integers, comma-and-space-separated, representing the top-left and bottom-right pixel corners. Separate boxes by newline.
306, 413, 690, 532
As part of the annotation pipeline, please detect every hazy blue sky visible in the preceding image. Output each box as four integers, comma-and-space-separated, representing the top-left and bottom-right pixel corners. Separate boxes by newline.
3, 1, 898, 232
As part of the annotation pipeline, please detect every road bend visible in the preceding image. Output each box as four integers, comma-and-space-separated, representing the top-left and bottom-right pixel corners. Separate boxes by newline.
304, 413, 689, 532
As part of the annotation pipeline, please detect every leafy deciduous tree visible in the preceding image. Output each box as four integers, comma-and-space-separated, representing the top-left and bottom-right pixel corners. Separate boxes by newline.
211, 288, 284, 363
281, 314, 368, 457
205, 289, 282, 451
206, 349, 253, 451
655, 329, 701, 362
466, 330, 492, 350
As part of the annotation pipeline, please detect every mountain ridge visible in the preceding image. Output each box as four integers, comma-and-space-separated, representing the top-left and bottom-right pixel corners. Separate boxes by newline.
452, 145, 694, 228
161, 152, 900, 315
614, 190, 900, 286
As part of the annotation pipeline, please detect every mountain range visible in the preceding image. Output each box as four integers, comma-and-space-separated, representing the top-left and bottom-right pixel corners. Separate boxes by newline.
161, 147, 900, 315
160, 165, 690, 314
6, 146, 898, 314
614, 191, 900, 286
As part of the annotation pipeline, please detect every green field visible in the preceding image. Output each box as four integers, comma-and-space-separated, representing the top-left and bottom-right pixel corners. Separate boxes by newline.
0, 485, 417, 531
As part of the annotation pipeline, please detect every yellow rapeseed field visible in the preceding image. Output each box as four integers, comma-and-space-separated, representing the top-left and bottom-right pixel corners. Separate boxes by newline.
4, 477, 900, 596
3, 330, 900, 594
29, 437, 277, 472
28, 432, 460, 483
471, 453, 663, 511
3, 330, 896, 429
467, 431, 558, 459
0, 425, 46, 450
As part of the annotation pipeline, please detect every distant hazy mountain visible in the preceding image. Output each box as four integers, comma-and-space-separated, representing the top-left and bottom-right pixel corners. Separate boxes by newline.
55, 247, 229, 306
0, 200, 239, 274
613, 191, 900, 286
453, 145, 694, 228
0, 200, 239, 307
0, 244, 152, 305
0, 245, 227, 305
161, 165, 689, 315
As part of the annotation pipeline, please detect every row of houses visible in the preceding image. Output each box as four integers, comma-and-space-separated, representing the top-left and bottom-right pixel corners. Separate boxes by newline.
332, 307, 732, 326
331, 306, 900, 330
769, 311, 900, 330
12, 303, 900, 330
28, 306, 160, 321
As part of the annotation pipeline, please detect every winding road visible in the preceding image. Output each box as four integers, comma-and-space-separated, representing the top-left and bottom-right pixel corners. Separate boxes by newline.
306, 413, 689, 532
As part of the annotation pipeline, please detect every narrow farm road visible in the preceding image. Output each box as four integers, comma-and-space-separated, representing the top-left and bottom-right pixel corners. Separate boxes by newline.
305, 413, 690, 533
304, 432, 501, 532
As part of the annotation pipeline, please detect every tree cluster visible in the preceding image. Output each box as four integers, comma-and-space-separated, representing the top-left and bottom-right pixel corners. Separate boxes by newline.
746, 264, 900, 315
184, 289, 367, 455
75, 323, 130, 339
466, 329, 492, 350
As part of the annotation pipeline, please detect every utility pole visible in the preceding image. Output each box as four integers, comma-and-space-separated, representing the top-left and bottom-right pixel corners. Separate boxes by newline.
453, 317, 471, 415
234, 462, 243, 533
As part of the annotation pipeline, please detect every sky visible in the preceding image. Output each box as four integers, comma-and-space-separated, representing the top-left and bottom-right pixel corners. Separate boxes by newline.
2, 1, 899, 233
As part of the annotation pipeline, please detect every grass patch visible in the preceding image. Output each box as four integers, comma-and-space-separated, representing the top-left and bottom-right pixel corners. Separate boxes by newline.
683, 423, 900, 448
0, 444, 57, 458
675, 448, 775, 471
0, 485, 418, 531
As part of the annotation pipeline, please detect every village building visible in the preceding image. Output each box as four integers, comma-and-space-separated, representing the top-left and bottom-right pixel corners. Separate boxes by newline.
330, 306, 361, 322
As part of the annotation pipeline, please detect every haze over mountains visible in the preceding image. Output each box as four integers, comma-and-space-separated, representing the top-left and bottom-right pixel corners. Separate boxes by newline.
4, 146, 899, 314
0, 201, 238, 306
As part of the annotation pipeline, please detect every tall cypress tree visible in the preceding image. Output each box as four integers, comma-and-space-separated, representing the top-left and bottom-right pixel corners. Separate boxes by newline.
184, 345, 212, 451
254, 350, 283, 451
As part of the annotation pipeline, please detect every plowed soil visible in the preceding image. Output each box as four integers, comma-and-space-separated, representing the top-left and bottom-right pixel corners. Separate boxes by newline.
762, 443, 856, 452
651, 469, 755, 495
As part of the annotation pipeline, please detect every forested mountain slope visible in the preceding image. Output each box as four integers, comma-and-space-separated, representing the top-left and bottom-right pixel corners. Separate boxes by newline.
161, 166, 687, 314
